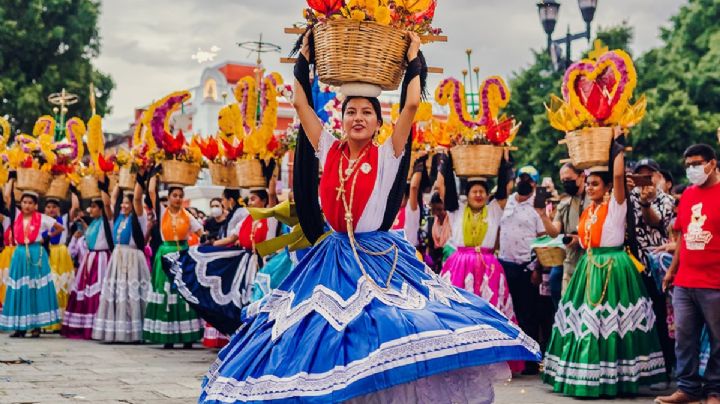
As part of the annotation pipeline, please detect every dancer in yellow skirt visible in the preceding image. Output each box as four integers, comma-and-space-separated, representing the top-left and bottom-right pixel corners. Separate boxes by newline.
42, 195, 79, 331
0, 221, 15, 308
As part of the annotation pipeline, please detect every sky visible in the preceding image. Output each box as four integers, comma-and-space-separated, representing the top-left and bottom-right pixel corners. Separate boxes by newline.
95, 0, 685, 133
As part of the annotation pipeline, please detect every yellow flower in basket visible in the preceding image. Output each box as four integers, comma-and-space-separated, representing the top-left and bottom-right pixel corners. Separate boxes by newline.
350, 9, 366, 21
375, 6, 391, 25
395, 0, 432, 13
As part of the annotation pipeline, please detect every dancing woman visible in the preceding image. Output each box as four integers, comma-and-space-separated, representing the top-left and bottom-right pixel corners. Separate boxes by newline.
143, 178, 204, 348
0, 180, 65, 337
42, 194, 79, 332
198, 32, 540, 403
61, 178, 114, 339
542, 133, 666, 397
92, 178, 151, 342
164, 182, 279, 340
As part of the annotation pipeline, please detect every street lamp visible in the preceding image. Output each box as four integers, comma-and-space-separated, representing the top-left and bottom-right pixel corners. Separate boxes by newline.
536, 0, 599, 70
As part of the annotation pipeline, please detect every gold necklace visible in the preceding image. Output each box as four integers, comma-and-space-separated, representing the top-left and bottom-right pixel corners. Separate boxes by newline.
167, 208, 183, 247
336, 144, 370, 201
583, 201, 614, 307
337, 149, 398, 292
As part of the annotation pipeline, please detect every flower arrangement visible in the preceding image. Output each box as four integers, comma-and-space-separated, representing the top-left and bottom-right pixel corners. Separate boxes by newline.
232, 72, 284, 160
546, 41, 646, 132
304, 0, 440, 35
435, 75, 520, 147
146, 91, 204, 167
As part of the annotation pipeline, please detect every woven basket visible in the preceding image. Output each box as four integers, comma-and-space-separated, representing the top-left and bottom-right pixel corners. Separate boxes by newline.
235, 159, 265, 188
16, 168, 52, 195
118, 167, 136, 190
78, 175, 101, 200
450, 144, 504, 177
160, 160, 200, 186
313, 19, 408, 91
210, 162, 239, 188
535, 247, 566, 267
46, 176, 70, 200
561, 127, 614, 170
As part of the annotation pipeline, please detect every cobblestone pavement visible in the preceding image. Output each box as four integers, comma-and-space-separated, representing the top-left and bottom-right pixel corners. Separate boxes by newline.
1, 333, 665, 403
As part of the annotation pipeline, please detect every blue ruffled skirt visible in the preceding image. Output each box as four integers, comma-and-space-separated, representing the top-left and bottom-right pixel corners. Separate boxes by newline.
199, 231, 540, 403
164, 246, 258, 336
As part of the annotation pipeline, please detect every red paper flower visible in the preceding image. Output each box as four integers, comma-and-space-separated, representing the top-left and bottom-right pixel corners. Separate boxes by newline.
98, 153, 116, 173
485, 119, 514, 146
20, 155, 33, 168
196, 137, 220, 161
574, 68, 617, 121
163, 130, 186, 155
222, 139, 244, 161
267, 136, 280, 153
306, 0, 343, 15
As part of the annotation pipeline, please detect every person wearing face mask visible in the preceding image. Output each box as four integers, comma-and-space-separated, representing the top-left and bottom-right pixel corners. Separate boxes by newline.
498, 165, 558, 375
657, 144, 720, 404
548, 164, 588, 295
203, 197, 226, 244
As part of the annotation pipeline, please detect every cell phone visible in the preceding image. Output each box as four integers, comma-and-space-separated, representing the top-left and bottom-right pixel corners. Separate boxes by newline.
630, 174, 653, 187
534, 186, 550, 209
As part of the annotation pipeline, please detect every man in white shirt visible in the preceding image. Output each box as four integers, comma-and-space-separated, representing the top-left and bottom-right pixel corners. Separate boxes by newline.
498, 166, 555, 375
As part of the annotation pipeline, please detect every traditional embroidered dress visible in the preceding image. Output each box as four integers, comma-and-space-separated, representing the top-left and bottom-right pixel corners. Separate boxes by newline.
199, 131, 540, 403
43, 214, 75, 332
164, 207, 278, 340
92, 213, 151, 342
439, 201, 522, 373
0, 213, 61, 330
143, 207, 203, 343
61, 216, 111, 339
542, 197, 666, 397
0, 223, 16, 309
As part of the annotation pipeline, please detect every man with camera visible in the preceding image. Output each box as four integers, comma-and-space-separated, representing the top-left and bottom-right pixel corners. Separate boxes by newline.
629, 158, 677, 388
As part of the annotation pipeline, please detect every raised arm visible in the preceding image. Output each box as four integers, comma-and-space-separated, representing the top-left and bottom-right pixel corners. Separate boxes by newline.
612, 127, 626, 204
391, 32, 422, 157
133, 182, 144, 217
292, 33, 324, 150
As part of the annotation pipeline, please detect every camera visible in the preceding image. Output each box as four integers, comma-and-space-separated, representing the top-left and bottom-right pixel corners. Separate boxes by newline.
562, 232, 578, 245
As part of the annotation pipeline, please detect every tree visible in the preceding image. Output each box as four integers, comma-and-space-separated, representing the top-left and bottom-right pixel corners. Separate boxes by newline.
0, 0, 114, 135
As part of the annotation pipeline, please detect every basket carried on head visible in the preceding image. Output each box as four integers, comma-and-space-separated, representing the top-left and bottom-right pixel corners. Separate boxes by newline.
78, 175, 101, 200
16, 168, 52, 195
313, 19, 409, 92
450, 144, 504, 177
160, 159, 200, 187
535, 247, 566, 267
118, 167, 136, 190
559, 127, 614, 170
235, 159, 266, 189
210, 162, 239, 188
46, 176, 70, 200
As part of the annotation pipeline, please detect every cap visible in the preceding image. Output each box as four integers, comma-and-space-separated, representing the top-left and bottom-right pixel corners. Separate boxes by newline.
634, 158, 660, 173
517, 165, 540, 183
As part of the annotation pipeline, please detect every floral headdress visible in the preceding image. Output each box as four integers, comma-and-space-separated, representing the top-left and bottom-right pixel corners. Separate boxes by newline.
304, 0, 440, 35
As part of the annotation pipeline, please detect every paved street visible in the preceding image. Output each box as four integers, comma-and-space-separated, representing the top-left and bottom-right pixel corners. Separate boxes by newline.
0, 333, 663, 403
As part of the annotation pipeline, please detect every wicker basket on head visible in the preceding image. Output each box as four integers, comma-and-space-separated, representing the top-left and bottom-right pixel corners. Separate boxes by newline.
561, 127, 614, 170
118, 167, 136, 190
235, 159, 265, 188
160, 159, 200, 186
210, 162, 239, 188
78, 175, 101, 200
450, 144, 504, 177
17, 167, 52, 195
535, 247, 566, 267
313, 19, 409, 91
46, 176, 70, 200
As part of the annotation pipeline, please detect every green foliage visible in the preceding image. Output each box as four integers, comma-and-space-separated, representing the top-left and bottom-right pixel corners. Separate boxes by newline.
0, 0, 114, 135
507, 0, 720, 182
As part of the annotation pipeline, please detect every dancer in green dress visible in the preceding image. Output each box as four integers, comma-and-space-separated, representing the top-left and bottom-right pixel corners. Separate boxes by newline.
542, 134, 666, 397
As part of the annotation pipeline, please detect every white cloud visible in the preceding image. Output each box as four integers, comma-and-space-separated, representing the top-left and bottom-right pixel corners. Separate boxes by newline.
96, 0, 685, 132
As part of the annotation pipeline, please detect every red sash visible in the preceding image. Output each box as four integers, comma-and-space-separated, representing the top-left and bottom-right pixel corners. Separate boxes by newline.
14, 212, 42, 245
319, 141, 378, 232
237, 215, 269, 250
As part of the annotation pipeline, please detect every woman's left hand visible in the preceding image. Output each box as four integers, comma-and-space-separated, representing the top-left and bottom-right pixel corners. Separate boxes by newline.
406, 31, 421, 61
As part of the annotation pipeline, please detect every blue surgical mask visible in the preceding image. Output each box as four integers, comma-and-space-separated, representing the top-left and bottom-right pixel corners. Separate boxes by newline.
686, 164, 709, 186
